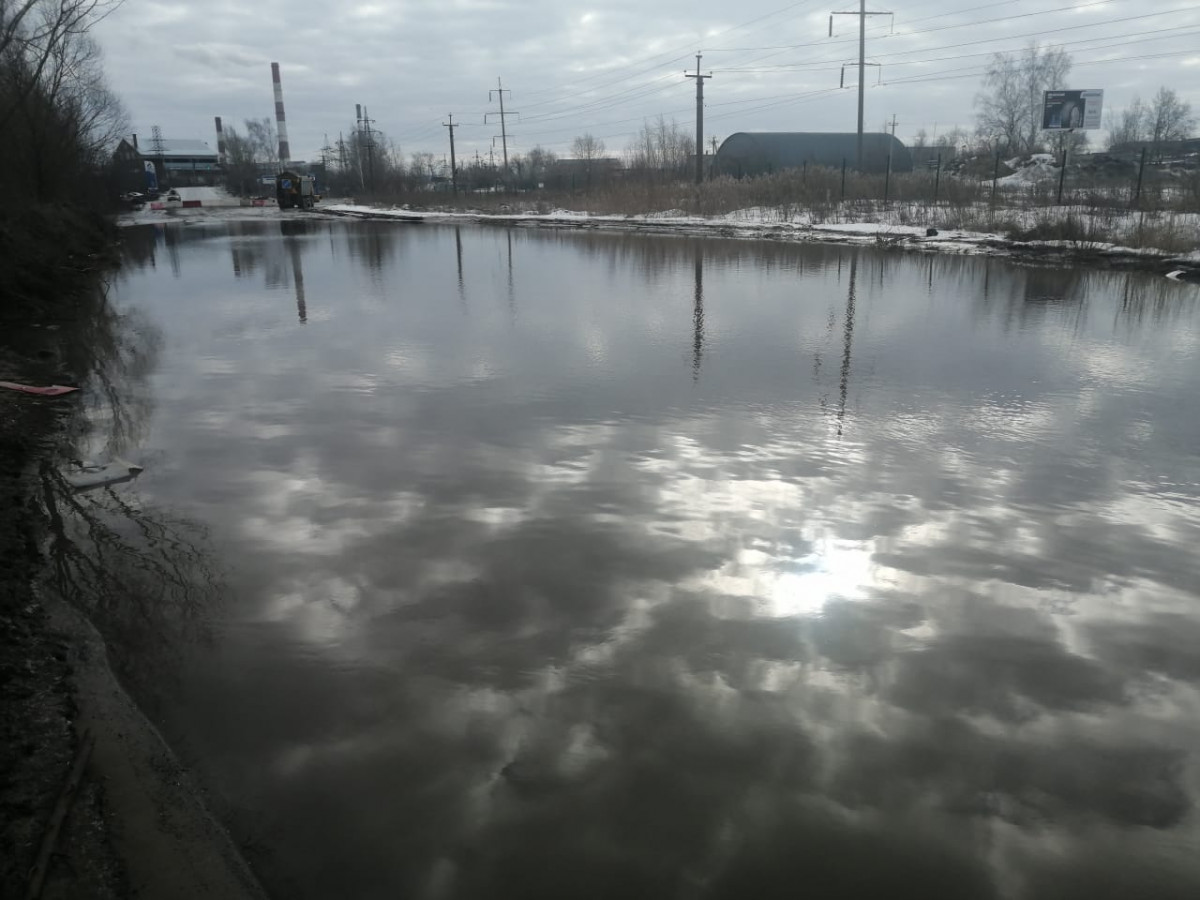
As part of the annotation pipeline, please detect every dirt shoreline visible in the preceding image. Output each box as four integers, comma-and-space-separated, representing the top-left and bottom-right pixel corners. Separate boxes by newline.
46, 595, 269, 900
2, 203, 271, 898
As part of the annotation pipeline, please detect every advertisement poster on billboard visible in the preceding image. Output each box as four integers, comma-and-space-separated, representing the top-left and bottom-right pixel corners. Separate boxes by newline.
1042, 90, 1104, 130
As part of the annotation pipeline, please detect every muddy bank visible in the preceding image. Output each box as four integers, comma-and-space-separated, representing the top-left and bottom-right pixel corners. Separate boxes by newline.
0, 390, 125, 898
0, 423, 267, 900
47, 596, 268, 899
1, 209, 268, 899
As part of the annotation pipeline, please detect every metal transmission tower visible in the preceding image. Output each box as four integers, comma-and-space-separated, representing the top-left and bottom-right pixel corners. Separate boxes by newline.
359, 105, 377, 191
150, 125, 165, 186
443, 114, 459, 196
830, 2, 893, 170
685, 54, 712, 185
486, 78, 518, 176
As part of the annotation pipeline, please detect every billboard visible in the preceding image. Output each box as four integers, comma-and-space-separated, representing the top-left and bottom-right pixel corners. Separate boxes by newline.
1042, 90, 1103, 130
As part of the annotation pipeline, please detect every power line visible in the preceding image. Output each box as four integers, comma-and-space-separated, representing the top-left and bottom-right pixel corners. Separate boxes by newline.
453, 3, 1190, 151
518, 0, 823, 106
345, 1, 1200, 159
718, 23, 1200, 74
881, 46, 1200, 87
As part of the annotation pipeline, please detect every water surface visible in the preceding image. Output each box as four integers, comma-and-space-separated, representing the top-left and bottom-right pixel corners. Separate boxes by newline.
109, 220, 1200, 899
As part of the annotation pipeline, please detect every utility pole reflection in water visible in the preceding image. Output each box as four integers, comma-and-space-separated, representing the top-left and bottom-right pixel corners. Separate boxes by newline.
838, 254, 858, 436
506, 231, 515, 320
692, 246, 705, 382
454, 227, 467, 311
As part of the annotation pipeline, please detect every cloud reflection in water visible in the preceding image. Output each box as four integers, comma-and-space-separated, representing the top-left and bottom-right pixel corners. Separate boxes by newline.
113, 222, 1200, 900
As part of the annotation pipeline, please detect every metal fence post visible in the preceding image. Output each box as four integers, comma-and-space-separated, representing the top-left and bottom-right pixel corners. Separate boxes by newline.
1132, 146, 1146, 208
841, 158, 847, 201
884, 145, 892, 207
1057, 146, 1068, 205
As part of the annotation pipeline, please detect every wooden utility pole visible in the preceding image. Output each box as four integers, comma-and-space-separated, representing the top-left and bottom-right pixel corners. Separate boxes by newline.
830, 4, 893, 170
888, 114, 898, 136
685, 53, 712, 185
486, 79, 517, 175
443, 114, 459, 196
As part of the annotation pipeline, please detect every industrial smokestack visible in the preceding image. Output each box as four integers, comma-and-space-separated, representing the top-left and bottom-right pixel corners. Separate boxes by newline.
271, 62, 291, 166
355, 103, 362, 124
214, 116, 226, 165
132, 133, 138, 150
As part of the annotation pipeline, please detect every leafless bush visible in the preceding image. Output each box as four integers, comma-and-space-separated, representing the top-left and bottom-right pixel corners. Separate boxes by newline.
0, 1, 127, 207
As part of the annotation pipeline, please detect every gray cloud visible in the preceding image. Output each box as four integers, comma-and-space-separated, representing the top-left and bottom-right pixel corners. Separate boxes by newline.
93, 1, 1200, 160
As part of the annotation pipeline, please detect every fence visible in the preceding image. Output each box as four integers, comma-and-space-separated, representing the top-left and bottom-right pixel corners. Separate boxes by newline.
356, 149, 1200, 252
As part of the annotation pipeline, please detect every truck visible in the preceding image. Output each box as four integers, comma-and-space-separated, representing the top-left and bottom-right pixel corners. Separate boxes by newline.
276, 171, 318, 210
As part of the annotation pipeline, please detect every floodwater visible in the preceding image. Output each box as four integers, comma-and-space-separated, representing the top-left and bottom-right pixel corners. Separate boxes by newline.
105, 220, 1200, 900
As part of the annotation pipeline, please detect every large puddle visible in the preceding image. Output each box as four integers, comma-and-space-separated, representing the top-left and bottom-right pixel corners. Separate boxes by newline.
99, 220, 1200, 899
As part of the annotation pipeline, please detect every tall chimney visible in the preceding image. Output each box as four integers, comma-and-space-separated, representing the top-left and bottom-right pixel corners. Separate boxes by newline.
355, 103, 362, 125
214, 116, 226, 165
271, 62, 291, 166
132, 133, 138, 150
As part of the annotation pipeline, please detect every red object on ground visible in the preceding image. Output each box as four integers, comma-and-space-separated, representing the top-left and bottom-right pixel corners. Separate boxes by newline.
0, 381, 79, 396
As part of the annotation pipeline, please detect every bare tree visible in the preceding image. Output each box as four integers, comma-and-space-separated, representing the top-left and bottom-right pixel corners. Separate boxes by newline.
410, 151, 436, 182
244, 116, 279, 169
1106, 96, 1150, 149
1146, 86, 1196, 148
626, 116, 691, 177
524, 144, 556, 188
1, 0, 127, 204
571, 132, 605, 161
220, 124, 260, 195
0, 0, 123, 127
975, 43, 1071, 155
935, 126, 969, 150
571, 132, 606, 190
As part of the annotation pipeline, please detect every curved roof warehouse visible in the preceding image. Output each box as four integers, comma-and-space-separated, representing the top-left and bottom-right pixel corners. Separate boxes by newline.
715, 132, 912, 176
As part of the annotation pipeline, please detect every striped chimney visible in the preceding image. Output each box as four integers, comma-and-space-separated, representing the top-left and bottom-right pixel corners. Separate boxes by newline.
214, 116, 227, 164
271, 62, 291, 165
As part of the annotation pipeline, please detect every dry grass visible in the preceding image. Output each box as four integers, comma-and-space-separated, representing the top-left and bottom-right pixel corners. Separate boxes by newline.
356, 163, 1200, 253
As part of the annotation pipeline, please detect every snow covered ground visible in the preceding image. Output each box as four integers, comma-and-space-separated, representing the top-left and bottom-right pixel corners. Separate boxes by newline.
117, 204, 346, 227
114, 200, 1200, 269
996, 154, 1061, 187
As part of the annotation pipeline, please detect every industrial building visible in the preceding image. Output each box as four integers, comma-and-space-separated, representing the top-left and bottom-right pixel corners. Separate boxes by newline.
715, 132, 912, 176
112, 136, 221, 190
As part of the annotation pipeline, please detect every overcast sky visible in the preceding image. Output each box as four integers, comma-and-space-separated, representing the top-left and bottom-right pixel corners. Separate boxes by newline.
93, 0, 1200, 162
